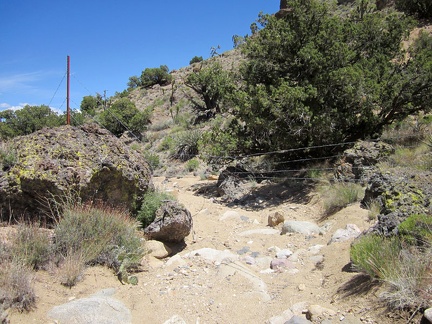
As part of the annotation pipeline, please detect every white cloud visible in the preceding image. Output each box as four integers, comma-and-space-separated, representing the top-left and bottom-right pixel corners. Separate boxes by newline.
0, 72, 44, 92
0, 102, 36, 111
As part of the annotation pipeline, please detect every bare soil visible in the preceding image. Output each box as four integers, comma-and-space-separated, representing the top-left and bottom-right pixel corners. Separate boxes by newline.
8, 175, 413, 324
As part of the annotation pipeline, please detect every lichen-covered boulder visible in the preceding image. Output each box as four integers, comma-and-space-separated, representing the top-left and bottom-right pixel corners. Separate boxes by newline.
0, 124, 152, 221
144, 201, 192, 243
362, 170, 432, 236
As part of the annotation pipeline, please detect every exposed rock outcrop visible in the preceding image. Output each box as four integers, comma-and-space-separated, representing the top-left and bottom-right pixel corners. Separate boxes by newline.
334, 140, 394, 184
0, 124, 152, 221
362, 170, 432, 235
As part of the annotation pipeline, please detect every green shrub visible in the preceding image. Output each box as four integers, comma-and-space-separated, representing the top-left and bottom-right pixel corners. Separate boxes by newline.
80, 95, 100, 116
320, 182, 364, 216
172, 130, 202, 161
0, 142, 17, 171
10, 223, 51, 270
0, 105, 63, 139
140, 65, 172, 88
185, 61, 234, 114
149, 120, 173, 132
127, 75, 141, 89
185, 158, 200, 172
173, 112, 194, 129
158, 135, 176, 152
226, 1, 431, 159
54, 204, 143, 285
198, 116, 241, 163
398, 214, 432, 246
99, 98, 150, 137
350, 234, 402, 278
189, 56, 203, 65
143, 151, 160, 170
137, 190, 175, 228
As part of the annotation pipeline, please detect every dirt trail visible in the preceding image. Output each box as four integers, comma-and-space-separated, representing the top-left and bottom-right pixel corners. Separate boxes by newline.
10, 175, 398, 324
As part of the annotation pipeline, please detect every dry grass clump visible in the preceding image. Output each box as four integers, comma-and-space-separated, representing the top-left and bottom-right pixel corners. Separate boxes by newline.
0, 222, 49, 312
379, 115, 432, 171
53, 203, 144, 285
364, 200, 382, 221
319, 182, 364, 217
0, 202, 145, 314
0, 259, 35, 312
10, 223, 51, 270
381, 115, 431, 147
351, 215, 432, 310
379, 247, 432, 310
56, 249, 86, 287
381, 144, 432, 171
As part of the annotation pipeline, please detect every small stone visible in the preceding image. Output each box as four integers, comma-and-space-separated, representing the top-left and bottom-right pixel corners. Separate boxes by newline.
298, 284, 306, 291
244, 256, 256, 265
270, 258, 296, 270
276, 249, 293, 259
306, 305, 337, 322
281, 221, 322, 236
329, 224, 361, 244
423, 308, 432, 323
240, 215, 250, 222
267, 308, 294, 324
237, 246, 250, 255
219, 210, 240, 221
268, 211, 285, 227
290, 302, 309, 316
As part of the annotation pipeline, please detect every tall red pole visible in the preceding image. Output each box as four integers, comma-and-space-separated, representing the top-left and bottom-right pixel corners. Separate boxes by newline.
66, 55, 71, 125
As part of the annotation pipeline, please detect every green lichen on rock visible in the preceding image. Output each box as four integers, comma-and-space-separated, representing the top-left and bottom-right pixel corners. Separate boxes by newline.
0, 123, 153, 221
362, 169, 432, 236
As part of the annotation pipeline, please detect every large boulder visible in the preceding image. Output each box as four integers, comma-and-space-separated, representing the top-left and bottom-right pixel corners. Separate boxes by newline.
0, 124, 152, 221
144, 201, 192, 243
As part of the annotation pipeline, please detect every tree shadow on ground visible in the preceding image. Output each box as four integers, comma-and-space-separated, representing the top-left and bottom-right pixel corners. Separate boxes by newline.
191, 179, 316, 211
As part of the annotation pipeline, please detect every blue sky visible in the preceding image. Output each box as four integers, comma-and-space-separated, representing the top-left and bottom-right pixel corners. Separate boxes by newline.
0, 0, 278, 113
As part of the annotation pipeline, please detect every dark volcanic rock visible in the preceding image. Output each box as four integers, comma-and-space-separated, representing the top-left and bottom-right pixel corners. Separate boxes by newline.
0, 124, 152, 221
362, 170, 432, 235
334, 141, 394, 184
144, 201, 192, 243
